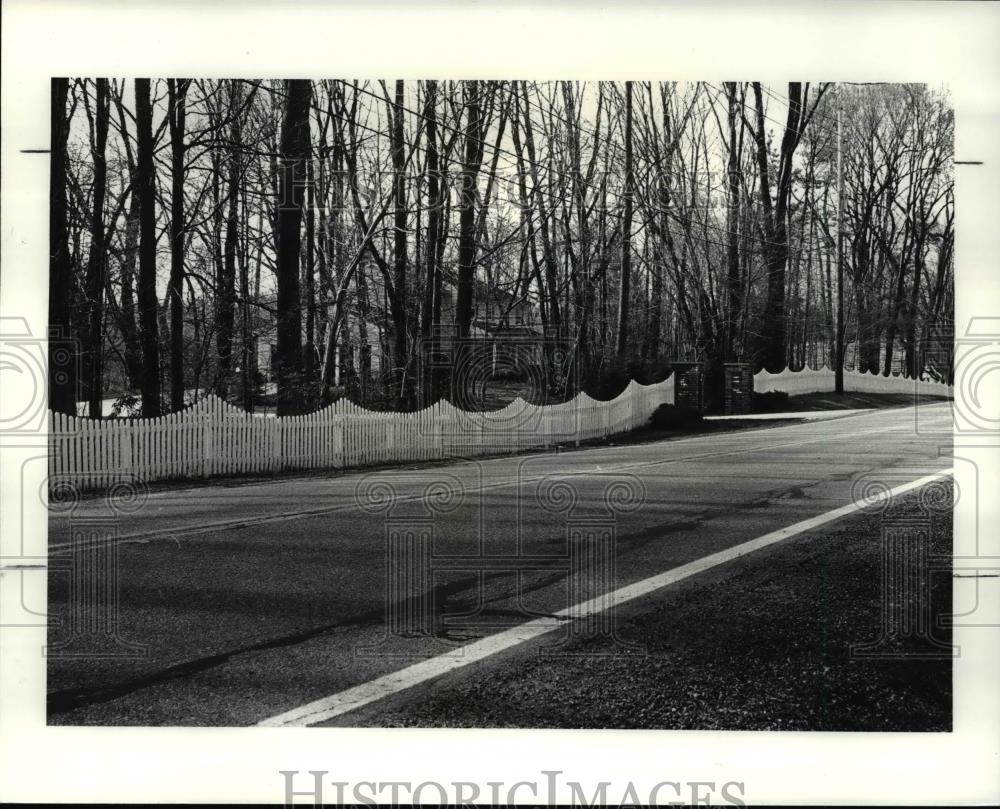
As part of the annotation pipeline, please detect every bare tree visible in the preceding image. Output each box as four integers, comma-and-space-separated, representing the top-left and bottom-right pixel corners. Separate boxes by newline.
749, 82, 828, 371
55, 79, 952, 418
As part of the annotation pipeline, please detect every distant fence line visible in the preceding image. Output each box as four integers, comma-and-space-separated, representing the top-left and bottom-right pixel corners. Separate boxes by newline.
49, 367, 951, 492
754, 367, 953, 398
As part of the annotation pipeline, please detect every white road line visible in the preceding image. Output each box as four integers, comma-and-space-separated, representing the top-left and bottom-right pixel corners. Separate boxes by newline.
257, 467, 953, 727
50, 413, 949, 553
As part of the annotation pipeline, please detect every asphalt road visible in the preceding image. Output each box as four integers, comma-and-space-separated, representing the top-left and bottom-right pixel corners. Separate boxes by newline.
47, 403, 953, 726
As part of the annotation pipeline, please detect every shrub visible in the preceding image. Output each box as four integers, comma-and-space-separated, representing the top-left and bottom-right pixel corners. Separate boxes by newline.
649, 402, 703, 430
752, 390, 790, 413
110, 392, 140, 418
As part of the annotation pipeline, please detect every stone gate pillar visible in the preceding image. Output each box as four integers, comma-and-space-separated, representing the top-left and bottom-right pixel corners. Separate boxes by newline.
672, 361, 704, 412
724, 363, 754, 415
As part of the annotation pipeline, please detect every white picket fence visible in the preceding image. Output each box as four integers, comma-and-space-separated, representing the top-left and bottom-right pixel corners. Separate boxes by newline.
49, 366, 952, 492
49, 376, 675, 491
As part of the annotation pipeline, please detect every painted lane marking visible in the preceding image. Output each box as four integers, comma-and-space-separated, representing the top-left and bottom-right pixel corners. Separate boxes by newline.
257, 468, 953, 727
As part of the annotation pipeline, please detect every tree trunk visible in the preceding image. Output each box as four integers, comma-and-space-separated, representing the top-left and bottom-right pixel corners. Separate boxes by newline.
455, 81, 482, 341
167, 79, 188, 411
275, 79, 311, 415
239, 164, 253, 412
751, 82, 811, 372
904, 228, 928, 378
389, 79, 409, 407
420, 80, 442, 404
83, 79, 110, 418
48, 78, 77, 415
520, 83, 561, 333
856, 287, 881, 374
117, 193, 144, 389
135, 78, 161, 417
304, 153, 316, 383
883, 257, 907, 377
615, 81, 634, 360
724, 82, 743, 361
212, 86, 239, 401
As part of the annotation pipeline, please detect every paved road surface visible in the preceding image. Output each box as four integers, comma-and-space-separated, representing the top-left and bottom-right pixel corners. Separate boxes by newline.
47, 404, 953, 726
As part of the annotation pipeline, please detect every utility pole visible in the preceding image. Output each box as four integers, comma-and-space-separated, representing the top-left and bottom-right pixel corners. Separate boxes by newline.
834, 93, 845, 394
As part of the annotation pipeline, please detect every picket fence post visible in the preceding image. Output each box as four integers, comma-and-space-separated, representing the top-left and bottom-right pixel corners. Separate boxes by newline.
202, 409, 214, 478
273, 414, 283, 472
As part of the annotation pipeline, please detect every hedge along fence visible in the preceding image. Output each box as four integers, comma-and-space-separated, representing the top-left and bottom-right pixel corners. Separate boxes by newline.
48, 375, 675, 491
49, 366, 952, 493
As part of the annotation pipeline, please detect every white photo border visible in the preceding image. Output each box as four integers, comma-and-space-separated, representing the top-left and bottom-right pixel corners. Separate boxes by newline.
1, 1, 998, 804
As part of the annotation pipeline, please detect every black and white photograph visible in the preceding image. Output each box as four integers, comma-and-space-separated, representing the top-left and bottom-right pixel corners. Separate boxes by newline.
44, 75, 959, 732
1, 2, 998, 806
